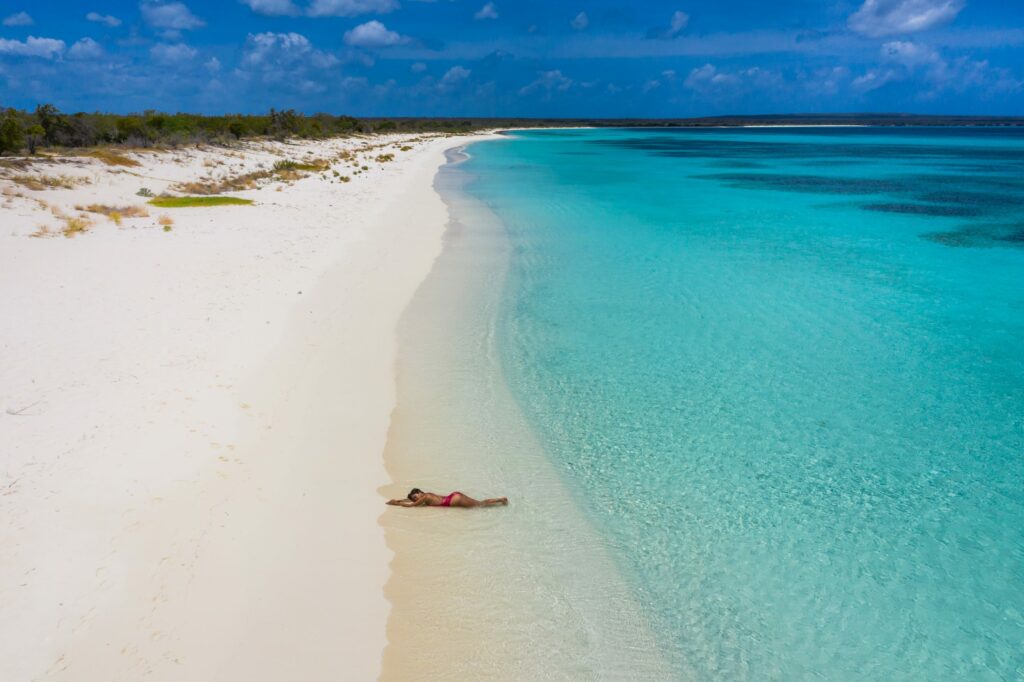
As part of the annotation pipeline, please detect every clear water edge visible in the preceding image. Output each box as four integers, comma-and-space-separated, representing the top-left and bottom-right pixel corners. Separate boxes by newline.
385, 128, 1024, 680
380, 143, 674, 681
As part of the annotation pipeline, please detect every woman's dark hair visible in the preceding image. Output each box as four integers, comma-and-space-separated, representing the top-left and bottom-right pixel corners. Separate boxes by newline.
407, 488, 423, 500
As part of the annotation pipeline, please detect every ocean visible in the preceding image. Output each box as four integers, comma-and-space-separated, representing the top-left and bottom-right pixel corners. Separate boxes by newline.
384, 127, 1024, 680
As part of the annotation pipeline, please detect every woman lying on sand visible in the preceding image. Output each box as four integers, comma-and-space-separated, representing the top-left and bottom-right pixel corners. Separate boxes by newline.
386, 488, 508, 509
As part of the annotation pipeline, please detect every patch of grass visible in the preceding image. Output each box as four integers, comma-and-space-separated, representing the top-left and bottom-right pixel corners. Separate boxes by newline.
158, 215, 174, 228
340, 176, 351, 183
0, 158, 35, 170
376, 153, 395, 162
85, 149, 141, 167
274, 159, 330, 173
136, 187, 154, 197
62, 215, 93, 238
174, 169, 272, 195
149, 196, 254, 208
10, 174, 86, 191
399, 146, 412, 152
78, 204, 150, 222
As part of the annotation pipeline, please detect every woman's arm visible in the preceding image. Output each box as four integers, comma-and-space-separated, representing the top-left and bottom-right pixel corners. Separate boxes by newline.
385, 496, 432, 507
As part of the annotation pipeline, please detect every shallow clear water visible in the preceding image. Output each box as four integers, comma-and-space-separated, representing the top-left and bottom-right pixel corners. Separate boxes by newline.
461, 128, 1024, 679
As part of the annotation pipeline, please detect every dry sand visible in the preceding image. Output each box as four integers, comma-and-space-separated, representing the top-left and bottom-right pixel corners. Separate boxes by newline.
0, 132, 496, 680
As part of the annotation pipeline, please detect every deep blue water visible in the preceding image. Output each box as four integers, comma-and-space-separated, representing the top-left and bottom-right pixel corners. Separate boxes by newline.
463, 127, 1024, 679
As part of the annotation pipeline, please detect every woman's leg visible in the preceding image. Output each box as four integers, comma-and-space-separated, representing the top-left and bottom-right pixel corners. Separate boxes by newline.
450, 494, 508, 508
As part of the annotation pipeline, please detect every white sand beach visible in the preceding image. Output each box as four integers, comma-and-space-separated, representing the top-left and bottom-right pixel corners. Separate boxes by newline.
0, 132, 496, 681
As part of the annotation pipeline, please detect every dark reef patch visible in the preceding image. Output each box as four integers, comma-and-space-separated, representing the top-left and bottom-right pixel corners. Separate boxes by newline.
863, 203, 983, 217
695, 173, 905, 195
922, 222, 1024, 248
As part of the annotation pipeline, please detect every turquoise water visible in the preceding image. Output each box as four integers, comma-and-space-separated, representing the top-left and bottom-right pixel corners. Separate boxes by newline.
461, 128, 1024, 679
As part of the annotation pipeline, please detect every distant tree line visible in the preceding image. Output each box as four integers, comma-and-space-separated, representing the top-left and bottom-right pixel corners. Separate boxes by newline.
2, 106, 1022, 155
0, 104, 559, 155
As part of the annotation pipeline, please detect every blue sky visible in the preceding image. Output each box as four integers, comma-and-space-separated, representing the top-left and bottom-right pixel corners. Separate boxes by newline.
0, 0, 1022, 116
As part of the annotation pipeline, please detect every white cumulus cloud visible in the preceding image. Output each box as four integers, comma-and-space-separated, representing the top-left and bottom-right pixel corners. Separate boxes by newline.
685, 64, 739, 90
307, 0, 398, 17
86, 12, 122, 27
0, 36, 65, 59
241, 31, 338, 69
474, 2, 498, 20
571, 11, 588, 30
668, 10, 689, 36
141, 2, 205, 31
519, 69, 573, 96
68, 37, 105, 60
853, 40, 1022, 97
438, 65, 470, 90
881, 40, 942, 68
649, 9, 689, 39
240, 0, 300, 15
684, 63, 782, 99
3, 11, 33, 27
848, 0, 964, 37
343, 20, 408, 47
151, 42, 198, 63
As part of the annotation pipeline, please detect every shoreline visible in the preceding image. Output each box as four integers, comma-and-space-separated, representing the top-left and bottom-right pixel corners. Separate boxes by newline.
379, 139, 672, 678
0, 132, 495, 680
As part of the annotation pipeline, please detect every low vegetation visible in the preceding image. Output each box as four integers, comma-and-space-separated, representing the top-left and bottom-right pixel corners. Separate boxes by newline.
158, 215, 174, 231
61, 215, 92, 237
174, 171, 269, 195
84, 149, 140, 167
78, 204, 149, 223
148, 196, 254, 208
10, 174, 86, 191
273, 158, 329, 172
173, 157, 333, 195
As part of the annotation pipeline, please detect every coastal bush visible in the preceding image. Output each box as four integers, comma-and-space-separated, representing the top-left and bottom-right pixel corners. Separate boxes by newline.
376, 153, 394, 162
136, 187, 154, 197
148, 196, 254, 208
0, 109, 25, 155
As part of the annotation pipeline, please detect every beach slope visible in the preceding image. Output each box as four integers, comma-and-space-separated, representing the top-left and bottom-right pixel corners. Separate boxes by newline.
0, 132, 492, 680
